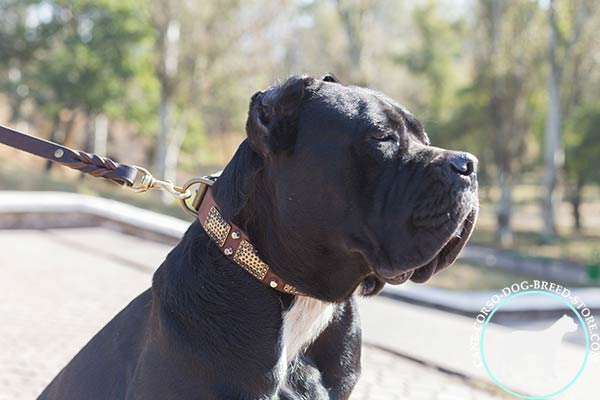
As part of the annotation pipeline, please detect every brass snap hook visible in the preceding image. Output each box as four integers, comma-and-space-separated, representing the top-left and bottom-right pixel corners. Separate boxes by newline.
178, 177, 216, 218
125, 166, 193, 200
123, 166, 217, 218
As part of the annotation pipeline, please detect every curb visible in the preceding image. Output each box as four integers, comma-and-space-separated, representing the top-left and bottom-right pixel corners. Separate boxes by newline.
0, 191, 188, 244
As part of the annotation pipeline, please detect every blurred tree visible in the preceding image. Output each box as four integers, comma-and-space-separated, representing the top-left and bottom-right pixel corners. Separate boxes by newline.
44, 0, 151, 155
405, 0, 545, 246
395, 1, 463, 124
392, 1, 491, 182
334, 0, 376, 85
0, 1, 61, 121
1, 0, 152, 164
542, 0, 597, 239
564, 105, 600, 232
150, 0, 277, 186
277, 1, 347, 79
151, 0, 181, 182
473, 0, 545, 246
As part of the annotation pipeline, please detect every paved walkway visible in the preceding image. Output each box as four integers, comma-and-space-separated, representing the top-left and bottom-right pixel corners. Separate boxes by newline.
0, 227, 506, 400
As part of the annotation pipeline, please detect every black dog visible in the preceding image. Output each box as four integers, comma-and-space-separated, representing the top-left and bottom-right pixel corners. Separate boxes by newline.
39, 74, 478, 399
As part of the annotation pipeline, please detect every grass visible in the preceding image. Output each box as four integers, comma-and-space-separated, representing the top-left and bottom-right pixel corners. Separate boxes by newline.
470, 227, 600, 266
473, 193, 600, 265
427, 261, 599, 291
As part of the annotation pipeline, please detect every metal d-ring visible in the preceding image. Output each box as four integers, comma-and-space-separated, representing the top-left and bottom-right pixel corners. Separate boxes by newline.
178, 177, 216, 218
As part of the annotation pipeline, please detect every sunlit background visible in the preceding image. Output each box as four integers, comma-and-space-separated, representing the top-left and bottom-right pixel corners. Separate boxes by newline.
1, 1, 599, 399
2, 0, 600, 264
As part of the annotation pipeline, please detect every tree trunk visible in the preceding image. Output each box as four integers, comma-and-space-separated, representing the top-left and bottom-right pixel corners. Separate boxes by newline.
93, 113, 109, 156
155, 89, 170, 181
488, 0, 515, 246
496, 172, 513, 247
45, 115, 63, 171
335, 0, 369, 84
45, 113, 76, 171
570, 179, 583, 233
79, 114, 97, 182
161, 116, 186, 203
542, 0, 563, 240
165, 119, 186, 182
154, 18, 180, 182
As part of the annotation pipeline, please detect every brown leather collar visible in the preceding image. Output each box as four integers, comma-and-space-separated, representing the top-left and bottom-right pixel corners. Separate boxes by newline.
197, 189, 304, 296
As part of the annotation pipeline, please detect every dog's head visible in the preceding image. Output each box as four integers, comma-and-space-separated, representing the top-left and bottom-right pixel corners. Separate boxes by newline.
212, 75, 478, 302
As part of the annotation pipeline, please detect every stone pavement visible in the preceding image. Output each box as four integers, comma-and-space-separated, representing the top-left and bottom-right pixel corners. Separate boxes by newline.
0, 227, 506, 400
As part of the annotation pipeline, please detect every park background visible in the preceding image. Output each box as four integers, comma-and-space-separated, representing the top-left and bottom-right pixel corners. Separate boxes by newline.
1, 1, 600, 399
2, 0, 600, 271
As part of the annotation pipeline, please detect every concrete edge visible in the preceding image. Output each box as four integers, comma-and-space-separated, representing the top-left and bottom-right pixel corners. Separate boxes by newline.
0, 191, 188, 243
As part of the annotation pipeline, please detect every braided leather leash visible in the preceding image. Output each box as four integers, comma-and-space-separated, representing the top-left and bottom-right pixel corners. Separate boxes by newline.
0, 123, 217, 214
0, 124, 138, 186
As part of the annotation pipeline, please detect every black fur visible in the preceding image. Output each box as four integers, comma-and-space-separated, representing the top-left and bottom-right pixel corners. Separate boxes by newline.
39, 75, 478, 399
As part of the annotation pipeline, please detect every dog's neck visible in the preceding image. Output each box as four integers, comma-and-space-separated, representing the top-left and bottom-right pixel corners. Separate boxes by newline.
151, 223, 336, 395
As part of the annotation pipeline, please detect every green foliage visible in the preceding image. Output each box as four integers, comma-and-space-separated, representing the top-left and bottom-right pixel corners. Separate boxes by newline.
1, 0, 156, 124
38, 1, 153, 115
396, 1, 463, 121
435, 86, 493, 183
564, 104, 600, 184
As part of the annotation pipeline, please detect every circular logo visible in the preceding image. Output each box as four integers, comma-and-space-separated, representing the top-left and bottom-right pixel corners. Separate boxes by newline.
479, 291, 590, 399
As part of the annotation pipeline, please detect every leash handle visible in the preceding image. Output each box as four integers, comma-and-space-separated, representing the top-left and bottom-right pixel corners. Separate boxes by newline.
0, 124, 139, 187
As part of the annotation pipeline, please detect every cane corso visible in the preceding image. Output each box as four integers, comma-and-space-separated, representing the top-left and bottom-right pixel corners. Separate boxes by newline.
39, 74, 478, 399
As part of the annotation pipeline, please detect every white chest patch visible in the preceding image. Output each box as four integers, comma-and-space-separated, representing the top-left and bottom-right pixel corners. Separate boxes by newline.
281, 296, 336, 362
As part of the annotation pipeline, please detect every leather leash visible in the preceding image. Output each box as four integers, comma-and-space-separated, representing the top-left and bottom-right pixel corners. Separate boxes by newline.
0, 124, 199, 202
0, 123, 303, 296
0, 124, 139, 186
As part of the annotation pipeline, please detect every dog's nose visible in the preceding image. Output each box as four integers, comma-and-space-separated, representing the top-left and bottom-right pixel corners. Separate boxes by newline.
448, 152, 477, 176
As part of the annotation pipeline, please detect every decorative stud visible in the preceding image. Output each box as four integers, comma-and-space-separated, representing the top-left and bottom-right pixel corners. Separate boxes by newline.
231, 230, 241, 240
224, 247, 233, 256
54, 149, 64, 159
234, 239, 269, 280
203, 207, 231, 247
269, 280, 278, 288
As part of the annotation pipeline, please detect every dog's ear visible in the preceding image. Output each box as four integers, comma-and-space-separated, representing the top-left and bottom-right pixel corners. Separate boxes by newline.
322, 73, 340, 83
246, 76, 313, 156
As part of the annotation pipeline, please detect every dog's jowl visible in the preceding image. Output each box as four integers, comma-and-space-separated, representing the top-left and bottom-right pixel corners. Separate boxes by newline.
38, 75, 478, 400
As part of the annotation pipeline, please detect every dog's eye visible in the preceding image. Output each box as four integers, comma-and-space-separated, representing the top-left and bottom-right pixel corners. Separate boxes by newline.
370, 132, 396, 142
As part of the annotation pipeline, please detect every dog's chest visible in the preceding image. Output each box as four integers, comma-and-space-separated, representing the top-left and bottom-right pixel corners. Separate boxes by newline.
281, 297, 335, 363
